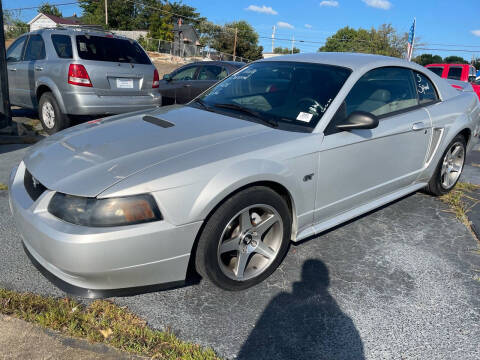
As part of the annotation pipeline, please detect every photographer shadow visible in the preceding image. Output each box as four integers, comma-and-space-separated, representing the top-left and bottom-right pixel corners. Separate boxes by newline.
237, 259, 365, 360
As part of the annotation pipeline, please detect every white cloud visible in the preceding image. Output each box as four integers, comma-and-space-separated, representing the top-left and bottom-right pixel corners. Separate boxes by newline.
304, 24, 313, 29
362, 0, 391, 10
277, 21, 294, 29
245, 5, 278, 15
472, 30, 480, 37
320, 1, 339, 7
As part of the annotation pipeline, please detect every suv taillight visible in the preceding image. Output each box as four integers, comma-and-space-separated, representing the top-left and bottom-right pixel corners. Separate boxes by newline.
152, 69, 159, 88
68, 64, 92, 87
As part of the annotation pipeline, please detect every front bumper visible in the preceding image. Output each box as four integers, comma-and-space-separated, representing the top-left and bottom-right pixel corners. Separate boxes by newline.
9, 162, 202, 296
62, 91, 162, 116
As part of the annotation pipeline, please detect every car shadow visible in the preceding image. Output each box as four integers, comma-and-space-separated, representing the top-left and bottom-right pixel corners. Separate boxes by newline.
236, 259, 365, 360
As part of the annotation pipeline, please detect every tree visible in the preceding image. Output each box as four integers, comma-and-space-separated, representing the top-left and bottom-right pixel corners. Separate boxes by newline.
444, 56, 468, 64
38, 2, 62, 17
318, 24, 408, 58
3, 11, 28, 39
413, 53, 443, 66
274, 47, 300, 54
212, 21, 263, 60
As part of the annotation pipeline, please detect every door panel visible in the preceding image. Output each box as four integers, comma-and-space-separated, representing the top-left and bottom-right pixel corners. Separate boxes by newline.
315, 108, 431, 223
158, 65, 200, 104
5, 36, 27, 106
17, 34, 47, 108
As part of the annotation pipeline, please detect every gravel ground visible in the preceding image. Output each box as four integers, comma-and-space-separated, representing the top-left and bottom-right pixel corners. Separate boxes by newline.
0, 143, 479, 359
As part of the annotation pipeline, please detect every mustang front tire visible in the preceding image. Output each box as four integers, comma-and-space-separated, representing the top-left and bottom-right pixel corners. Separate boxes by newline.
195, 186, 292, 291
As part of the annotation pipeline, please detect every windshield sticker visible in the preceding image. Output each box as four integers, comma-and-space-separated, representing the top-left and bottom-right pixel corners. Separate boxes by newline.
296, 112, 313, 122
79, 42, 87, 52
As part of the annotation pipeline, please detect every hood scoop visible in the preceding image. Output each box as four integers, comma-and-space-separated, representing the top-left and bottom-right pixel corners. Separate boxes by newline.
143, 115, 174, 128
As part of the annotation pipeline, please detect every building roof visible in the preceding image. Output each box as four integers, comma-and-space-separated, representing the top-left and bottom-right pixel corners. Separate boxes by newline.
28, 13, 83, 26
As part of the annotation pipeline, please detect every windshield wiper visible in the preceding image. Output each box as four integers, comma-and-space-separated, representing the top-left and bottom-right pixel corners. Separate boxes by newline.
192, 98, 210, 110
213, 103, 278, 128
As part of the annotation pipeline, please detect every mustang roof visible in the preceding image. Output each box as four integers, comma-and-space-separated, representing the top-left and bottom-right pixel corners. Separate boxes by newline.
260, 52, 427, 72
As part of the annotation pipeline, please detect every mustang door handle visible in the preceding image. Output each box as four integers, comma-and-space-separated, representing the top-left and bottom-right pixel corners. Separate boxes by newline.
183, 84, 192, 88
412, 122, 426, 131
8, 68, 16, 71
34, 66, 43, 71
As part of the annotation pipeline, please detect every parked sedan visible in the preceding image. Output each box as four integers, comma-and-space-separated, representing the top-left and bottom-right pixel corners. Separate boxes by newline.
159, 61, 244, 105
7, 28, 161, 134
9, 53, 480, 296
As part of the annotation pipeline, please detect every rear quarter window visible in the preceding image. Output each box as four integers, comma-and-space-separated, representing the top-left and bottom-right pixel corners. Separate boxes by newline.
75, 35, 151, 64
51, 34, 73, 59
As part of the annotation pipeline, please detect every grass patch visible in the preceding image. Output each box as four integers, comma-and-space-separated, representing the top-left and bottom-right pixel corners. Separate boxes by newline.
439, 182, 480, 227
0, 183, 7, 191
0, 288, 220, 360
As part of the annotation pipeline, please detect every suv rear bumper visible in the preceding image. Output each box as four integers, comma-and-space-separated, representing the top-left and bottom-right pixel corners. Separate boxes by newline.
63, 92, 162, 115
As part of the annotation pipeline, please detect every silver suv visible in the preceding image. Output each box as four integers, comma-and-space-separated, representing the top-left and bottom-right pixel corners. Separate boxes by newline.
7, 28, 161, 133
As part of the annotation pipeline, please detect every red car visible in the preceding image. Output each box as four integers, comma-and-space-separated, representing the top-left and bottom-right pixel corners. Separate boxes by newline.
426, 63, 480, 99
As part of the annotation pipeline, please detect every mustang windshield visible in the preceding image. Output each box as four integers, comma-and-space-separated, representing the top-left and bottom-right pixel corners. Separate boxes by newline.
196, 61, 351, 131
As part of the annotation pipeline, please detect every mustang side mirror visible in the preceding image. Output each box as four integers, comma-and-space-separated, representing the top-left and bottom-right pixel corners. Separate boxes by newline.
468, 75, 476, 83
336, 111, 379, 131
163, 73, 172, 82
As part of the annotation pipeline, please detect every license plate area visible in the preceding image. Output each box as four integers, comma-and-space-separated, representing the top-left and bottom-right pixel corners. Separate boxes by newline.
116, 78, 134, 89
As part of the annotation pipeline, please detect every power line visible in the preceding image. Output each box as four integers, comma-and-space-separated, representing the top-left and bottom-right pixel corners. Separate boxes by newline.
4, 1, 82, 11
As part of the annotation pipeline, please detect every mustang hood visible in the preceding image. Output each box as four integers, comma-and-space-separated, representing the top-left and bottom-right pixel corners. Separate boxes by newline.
23, 105, 269, 197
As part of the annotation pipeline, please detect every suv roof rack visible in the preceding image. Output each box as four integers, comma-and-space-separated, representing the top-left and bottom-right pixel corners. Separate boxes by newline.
38, 25, 114, 34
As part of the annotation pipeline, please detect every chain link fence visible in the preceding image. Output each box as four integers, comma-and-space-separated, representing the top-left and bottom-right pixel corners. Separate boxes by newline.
139, 37, 250, 63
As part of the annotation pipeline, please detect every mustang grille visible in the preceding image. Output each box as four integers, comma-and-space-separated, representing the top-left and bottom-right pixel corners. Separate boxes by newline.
24, 169, 47, 201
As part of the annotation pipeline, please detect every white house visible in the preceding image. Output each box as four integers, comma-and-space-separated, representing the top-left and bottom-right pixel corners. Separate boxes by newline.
28, 13, 82, 32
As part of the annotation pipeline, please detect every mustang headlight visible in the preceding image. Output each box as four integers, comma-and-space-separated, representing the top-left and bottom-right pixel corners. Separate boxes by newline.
48, 193, 162, 227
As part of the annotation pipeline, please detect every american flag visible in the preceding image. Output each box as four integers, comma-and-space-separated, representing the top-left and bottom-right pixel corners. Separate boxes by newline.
406, 18, 416, 61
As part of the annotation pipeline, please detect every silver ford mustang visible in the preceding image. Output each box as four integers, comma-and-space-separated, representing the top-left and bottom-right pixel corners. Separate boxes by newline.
8, 53, 480, 296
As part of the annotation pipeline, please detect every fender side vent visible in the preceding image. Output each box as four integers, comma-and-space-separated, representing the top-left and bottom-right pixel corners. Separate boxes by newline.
143, 115, 174, 128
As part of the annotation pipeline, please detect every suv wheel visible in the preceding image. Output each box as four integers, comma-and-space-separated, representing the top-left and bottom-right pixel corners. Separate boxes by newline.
195, 186, 291, 290
38, 92, 69, 134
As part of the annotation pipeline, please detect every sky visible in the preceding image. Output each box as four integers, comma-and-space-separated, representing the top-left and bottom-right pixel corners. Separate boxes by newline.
4, 0, 480, 60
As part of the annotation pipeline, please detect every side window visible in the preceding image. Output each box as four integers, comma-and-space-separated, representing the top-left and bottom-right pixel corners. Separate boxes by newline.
172, 66, 198, 80
427, 66, 444, 77
414, 72, 439, 105
447, 67, 462, 80
197, 65, 226, 80
343, 67, 418, 118
24, 35, 46, 61
6, 36, 27, 62
51, 34, 73, 59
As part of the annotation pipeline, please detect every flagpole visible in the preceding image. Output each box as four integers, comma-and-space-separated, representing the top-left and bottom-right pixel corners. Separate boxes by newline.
410, 18, 416, 62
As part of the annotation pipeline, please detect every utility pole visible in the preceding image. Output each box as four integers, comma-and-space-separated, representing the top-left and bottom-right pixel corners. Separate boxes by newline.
291, 35, 295, 54
271, 25, 276, 52
233, 27, 238, 61
0, 0, 12, 132
105, 0, 108, 26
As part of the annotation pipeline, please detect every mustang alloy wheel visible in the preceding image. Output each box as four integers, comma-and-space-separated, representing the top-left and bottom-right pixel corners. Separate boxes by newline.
195, 186, 291, 290
440, 141, 465, 190
426, 134, 467, 196
217, 204, 283, 281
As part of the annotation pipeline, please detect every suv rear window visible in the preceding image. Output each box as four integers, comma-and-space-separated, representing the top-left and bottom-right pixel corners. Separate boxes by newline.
52, 34, 72, 59
427, 66, 443, 77
447, 67, 463, 80
75, 35, 151, 64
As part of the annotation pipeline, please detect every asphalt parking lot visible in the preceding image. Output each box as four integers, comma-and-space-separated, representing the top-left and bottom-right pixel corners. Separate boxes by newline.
1, 143, 479, 359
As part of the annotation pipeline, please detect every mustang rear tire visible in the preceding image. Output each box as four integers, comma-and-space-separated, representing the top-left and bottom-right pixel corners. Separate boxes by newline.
425, 134, 466, 196
195, 186, 292, 291
38, 92, 69, 134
